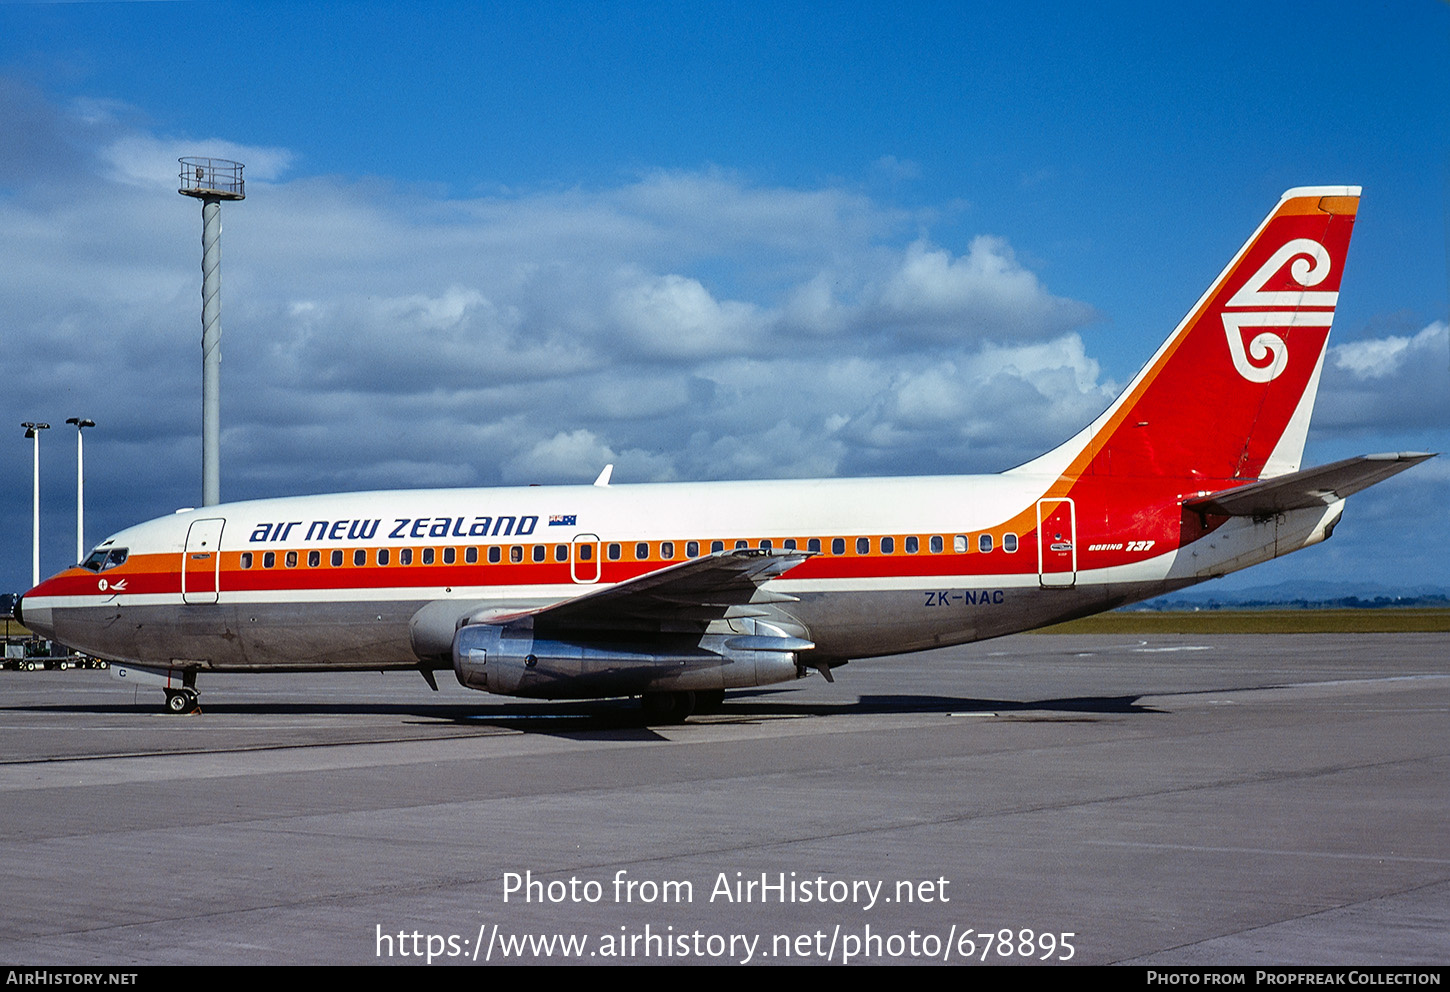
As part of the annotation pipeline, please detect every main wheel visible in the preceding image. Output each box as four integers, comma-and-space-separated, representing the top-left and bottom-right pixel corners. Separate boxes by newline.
693, 689, 726, 715
640, 691, 696, 724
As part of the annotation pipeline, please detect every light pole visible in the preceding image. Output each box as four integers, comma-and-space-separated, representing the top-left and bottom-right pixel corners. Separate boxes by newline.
179, 158, 244, 507
21, 423, 50, 588
65, 418, 95, 564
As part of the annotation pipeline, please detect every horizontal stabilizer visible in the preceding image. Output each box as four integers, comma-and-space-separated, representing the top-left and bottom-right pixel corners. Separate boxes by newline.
1185, 452, 1434, 517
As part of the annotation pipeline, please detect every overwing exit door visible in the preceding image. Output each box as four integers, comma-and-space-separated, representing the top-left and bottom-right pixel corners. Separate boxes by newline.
571, 533, 601, 584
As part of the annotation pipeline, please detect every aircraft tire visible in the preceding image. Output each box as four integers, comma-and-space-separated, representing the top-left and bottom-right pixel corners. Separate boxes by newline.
640, 690, 695, 724
165, 689, 198, 715
693, 689, 726, 715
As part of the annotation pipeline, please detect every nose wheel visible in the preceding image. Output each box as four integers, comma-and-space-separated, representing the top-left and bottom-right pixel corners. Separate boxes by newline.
164, 687, 200, 714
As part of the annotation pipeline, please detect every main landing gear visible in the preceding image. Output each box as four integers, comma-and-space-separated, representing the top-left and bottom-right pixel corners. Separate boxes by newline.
639, 689, 726, 724
164, 671, 201, 714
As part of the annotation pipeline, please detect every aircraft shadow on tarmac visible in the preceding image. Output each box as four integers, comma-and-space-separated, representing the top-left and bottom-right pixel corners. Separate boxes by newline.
1, 689, 1161, 738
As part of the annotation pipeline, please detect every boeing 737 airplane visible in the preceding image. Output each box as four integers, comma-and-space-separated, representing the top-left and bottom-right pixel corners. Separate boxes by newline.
17, 186, 1432, 719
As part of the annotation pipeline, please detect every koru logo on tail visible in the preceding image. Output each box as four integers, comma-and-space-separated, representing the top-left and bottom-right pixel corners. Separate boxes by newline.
1222, 238, 1337, 383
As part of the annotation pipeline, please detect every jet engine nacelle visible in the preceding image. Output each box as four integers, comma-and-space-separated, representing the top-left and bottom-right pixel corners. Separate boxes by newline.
452, 620, 812, 699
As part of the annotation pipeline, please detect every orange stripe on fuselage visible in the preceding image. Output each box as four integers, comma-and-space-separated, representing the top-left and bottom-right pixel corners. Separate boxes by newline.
33, 514, 1203, 604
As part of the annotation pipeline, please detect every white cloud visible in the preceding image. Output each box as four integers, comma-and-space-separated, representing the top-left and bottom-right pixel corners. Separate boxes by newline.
502, 429, 617, 484
870, 236, 1096, 342
609, 273, 764, 360
1331, 322, 1445, 379
833, 333, 1117, 474
1318, 321, 1450, 434
500, 429, 679, 485
872, 155, 921, 181
102, 133, 295, 190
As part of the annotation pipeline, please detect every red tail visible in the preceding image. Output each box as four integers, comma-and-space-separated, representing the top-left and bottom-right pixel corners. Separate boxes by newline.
1019, 186, 1359, 485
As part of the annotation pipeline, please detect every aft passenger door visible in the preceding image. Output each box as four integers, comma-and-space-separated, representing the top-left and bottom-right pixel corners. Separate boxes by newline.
1036, 499, 1076, 588
182, 518, 225, 604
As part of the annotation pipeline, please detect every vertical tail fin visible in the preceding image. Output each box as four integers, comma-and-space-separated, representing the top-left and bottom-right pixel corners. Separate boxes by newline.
1015, 186, 1360, 484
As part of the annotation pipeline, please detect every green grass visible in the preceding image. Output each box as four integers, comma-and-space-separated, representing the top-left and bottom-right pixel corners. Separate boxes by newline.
1033, 608, 1450, 635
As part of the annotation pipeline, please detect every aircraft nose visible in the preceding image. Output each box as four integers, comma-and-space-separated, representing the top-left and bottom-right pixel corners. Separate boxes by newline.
15, 594, 54, 639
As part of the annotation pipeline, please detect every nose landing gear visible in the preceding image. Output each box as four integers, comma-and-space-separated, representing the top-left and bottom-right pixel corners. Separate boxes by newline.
164, 688, 200, 714
163, 671, 201, 714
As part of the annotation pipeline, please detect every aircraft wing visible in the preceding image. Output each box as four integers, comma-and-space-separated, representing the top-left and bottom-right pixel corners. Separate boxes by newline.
1184, 452, 1434, 517
474, 547, 814, 632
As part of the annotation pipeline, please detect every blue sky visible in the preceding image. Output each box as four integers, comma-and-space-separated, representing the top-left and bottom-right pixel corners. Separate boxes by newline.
1, 0, 1447, 594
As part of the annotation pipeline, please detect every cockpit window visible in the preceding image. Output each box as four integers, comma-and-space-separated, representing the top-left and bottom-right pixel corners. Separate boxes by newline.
82, 547, 127, 571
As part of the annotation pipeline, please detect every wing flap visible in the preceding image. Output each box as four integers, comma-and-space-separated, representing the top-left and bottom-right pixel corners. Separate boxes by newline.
470, 547, 814, 632
1185, 452, 1434, 517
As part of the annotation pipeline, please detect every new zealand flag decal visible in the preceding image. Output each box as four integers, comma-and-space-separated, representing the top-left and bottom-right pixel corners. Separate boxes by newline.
549, 515, 577, 526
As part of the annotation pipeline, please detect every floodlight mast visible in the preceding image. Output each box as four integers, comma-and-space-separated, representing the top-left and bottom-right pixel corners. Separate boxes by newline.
65, 418, 95, 563
21, 422, 50, 588
178, 157, 244, 508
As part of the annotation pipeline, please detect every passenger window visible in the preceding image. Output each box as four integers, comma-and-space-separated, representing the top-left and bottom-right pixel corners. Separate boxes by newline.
881, 537, 894, 554
855, 537, 869, 555
734, 540, 748, 549
400, 548, 413, 565
711, 541, 724, 553
263, 552, 275, 568
331, 549, 343, 567
443, 547, 456, 564
464, 547, 477, 564
978, 534, 993, 553
905, 536, 919, 554
783, 539, 796, 551
686, 541, 699, 558
555, 544, 568, 562
307, 550, 320, 567
577, 544, 593, 561
760, 540, 772, 550
422, 548, 435, 565
661, 541, 675, 560
510, 546, 523, 563
1004, 533, 1018, 553
487, 546, 501, 564
285, 551, 297, 568
355, 549, 367, 566
607, 543, 621, 560
930, 535, 944, 554
532, 545, 545, 562
378, 548, 391, 566
831, 538, 845, 555
808, 538, 821, 553
635, 542, 649, 560
953, 535, 967, 554
240, 552, 253, 569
